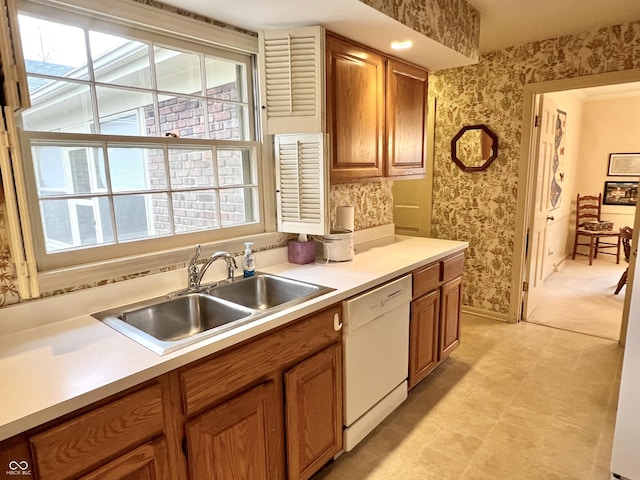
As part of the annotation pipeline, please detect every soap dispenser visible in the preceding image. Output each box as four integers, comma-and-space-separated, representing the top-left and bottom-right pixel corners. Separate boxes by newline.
243, 242, 255, 278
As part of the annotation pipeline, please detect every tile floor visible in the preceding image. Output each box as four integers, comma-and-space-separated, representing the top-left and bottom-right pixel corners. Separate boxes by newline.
313, 316, 623, 480
527, 258, 626, 341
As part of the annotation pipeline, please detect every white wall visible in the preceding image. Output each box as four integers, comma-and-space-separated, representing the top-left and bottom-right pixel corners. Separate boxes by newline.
577, 95, 640, 232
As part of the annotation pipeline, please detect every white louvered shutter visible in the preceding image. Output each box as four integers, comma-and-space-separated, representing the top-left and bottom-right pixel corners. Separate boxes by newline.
259, 26, 324, 134
275, 133, 328, 235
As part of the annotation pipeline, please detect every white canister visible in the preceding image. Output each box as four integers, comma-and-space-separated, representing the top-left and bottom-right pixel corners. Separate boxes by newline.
321, 229, 354, 262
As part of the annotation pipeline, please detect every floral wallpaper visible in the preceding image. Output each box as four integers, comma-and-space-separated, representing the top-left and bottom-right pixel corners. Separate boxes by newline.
429, 21, 640, 315
359, 0, 480, 61
0, 185, 19, 306
330, 181, 394, 230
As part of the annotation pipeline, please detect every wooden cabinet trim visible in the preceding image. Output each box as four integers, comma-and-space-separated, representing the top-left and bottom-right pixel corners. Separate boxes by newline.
180, 305, 341, 416
30, 385, 164, 480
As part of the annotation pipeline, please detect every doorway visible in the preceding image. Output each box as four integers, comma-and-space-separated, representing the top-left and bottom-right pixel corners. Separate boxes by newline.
513, 71, 640, 341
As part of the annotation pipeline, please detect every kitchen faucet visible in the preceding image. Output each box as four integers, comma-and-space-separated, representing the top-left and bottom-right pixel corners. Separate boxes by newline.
187, 244, 238, 291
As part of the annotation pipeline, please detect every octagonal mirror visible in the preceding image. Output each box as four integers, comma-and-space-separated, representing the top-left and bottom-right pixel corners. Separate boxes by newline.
451, 124, 498, 172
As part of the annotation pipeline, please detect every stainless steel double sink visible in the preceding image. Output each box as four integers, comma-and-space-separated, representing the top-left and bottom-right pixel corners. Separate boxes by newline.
93, 273, 334, 355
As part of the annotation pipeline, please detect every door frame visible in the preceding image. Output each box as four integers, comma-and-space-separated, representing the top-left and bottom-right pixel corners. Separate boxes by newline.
510, 68, 640, 329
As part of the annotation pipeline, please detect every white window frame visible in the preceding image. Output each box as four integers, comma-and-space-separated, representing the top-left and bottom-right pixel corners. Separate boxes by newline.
11, 0, 277, 293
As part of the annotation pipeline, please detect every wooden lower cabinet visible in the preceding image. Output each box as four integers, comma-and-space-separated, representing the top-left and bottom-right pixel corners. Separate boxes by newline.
1, 304, 343, 480
440, 276, 462, 360
408, 290, 440, 388
29, 385, 166, 480
186, 381, 284, 480
408, 253, 464, 389
285, 344, 343, 480
78, 438, 170, 480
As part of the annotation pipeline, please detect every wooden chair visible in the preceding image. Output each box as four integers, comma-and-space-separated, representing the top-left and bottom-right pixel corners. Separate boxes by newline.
615, 226, 633, 294
571, 193, 621, 265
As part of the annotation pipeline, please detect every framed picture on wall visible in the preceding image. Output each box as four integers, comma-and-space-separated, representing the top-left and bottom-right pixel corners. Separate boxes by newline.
603, 181, 638, 206
607, 153, 640, 176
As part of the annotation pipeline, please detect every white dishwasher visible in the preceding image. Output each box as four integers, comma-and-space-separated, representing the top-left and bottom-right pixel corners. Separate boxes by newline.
342, 274, 412, 451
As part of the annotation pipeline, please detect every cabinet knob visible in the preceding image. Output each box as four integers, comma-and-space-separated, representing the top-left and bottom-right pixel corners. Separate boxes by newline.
333, 313, 342, 331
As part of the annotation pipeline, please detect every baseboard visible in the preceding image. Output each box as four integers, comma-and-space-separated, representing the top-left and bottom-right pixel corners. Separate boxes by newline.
553, 254, 570, 272
461, 305, 511, 323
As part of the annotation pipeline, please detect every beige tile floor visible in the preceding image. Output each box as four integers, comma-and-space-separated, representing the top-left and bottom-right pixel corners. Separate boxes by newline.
313, 316, 623, 480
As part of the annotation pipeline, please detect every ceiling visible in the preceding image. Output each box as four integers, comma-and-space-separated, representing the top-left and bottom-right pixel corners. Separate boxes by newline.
159, 0, 640, 95
467, 0, 640, 52
161, 0, 640, 55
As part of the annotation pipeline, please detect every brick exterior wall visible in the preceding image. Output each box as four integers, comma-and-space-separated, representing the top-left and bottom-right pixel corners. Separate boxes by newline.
142, 82, 252, 234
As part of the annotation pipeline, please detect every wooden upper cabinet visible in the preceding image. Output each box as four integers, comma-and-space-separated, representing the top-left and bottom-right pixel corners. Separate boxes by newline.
326, 34, 385, 181
386, 59, 428, 177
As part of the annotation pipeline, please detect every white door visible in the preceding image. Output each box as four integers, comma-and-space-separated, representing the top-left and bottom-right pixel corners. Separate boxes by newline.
524, 95, 558, 319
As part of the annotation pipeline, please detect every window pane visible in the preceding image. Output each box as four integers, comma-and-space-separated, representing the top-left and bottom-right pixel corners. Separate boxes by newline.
158, 94, 205, 139
172, 190, 218, 232
31, 145, 106, 196
41, 197, 114, 252
155, 47, 202, 95
205, 57, 245, 102
220, 187, 257, 227
114, 193, 169, 241
90, 31, 152, 89
108, 147, 166, 191
217, 148, 253, 185
208, 101, 248, 140
19, 15, 89, 81
96, 86, 154, 136
168, 148, 215, 189
22, 81, 93, 133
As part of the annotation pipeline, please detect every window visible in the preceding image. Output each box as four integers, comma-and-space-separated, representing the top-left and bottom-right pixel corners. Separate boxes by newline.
16, 4, 261, 270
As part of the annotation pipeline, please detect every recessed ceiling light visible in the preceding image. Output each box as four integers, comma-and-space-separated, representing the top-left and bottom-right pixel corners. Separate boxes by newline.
391, 40, 413, 50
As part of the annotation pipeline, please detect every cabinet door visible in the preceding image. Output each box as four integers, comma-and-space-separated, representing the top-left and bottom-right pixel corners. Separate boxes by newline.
440, 276, 462, 360
185, 381, 285, 480
409, 289, 440, 389
30, 385, 164, 480
386, 59, 428, 177
78, 438, 170, 480
326, 35, 385, 181
259, 26, 325, 134
285, 344, 343, 480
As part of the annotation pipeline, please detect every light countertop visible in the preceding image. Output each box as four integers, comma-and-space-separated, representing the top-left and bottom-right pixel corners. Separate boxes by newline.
0, 233, 467, 441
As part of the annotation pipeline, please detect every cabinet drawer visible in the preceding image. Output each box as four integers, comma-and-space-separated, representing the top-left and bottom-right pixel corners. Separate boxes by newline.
30, 385, 164, 480
413, 262, 440, 298
442, 252, 465, 283
180, 304, 342, 416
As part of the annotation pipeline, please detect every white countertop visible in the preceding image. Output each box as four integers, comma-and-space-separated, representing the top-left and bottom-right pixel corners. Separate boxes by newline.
0, 233, 466, 441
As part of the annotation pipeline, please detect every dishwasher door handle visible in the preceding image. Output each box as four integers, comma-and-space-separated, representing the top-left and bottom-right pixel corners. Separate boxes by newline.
333, 312, 343, 331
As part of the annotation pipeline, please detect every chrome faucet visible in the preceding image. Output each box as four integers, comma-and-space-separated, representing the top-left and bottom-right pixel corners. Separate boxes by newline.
187, 244, 238, 291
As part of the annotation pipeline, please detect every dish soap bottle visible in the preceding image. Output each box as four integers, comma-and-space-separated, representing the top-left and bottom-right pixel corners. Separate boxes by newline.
243, 242, 255, 278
